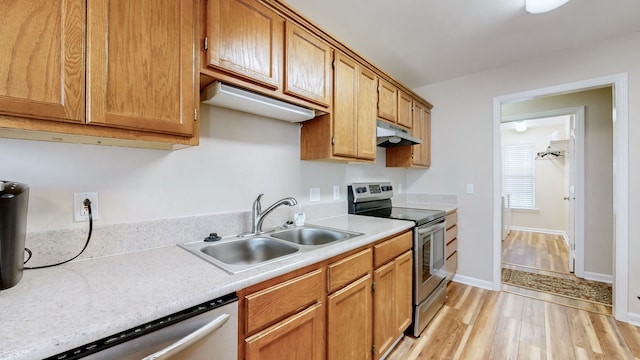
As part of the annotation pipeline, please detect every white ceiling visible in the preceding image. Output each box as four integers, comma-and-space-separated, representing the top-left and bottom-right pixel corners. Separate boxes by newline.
284, 0, 640, 88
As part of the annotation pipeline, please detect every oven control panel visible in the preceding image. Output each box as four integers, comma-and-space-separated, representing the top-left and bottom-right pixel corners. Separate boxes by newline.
349, 182, 394, 202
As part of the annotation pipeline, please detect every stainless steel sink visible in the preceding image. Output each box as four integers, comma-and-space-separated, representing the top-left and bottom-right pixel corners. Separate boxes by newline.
179, 225, 362, 274
270, 226, 362, 246
201, 237, 298, 264
179, 237, 299, 274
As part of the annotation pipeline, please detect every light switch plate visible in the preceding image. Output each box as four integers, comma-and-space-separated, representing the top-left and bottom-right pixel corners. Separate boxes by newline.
466, 184, 474, 194
333, 186, 340, 200
310, 187, 321, 202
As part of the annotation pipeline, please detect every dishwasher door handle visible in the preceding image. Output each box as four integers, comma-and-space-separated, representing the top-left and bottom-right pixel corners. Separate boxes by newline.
142, 313, 231, 360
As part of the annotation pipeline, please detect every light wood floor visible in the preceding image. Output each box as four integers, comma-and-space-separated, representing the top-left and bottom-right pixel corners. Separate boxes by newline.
387, 231, 639, 359
387, 282, 640, 359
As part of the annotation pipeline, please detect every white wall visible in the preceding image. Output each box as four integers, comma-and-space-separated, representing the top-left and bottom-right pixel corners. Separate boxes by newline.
0, 105, 407, 232
502, 124, 568, 232
409, 32, 640, 316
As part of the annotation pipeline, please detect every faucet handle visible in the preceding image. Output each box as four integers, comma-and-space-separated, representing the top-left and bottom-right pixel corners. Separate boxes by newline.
253, 193, 264, 212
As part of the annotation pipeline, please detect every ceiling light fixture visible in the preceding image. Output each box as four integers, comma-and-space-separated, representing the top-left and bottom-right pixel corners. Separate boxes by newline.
515, 121, 527, 132
525, 0, 571, 14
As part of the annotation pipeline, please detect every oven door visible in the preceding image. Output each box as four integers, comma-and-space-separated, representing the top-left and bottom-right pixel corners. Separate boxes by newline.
414, 219, 447, 304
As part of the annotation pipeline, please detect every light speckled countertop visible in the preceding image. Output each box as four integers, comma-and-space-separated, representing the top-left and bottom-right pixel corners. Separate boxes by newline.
0, 215, 413, 360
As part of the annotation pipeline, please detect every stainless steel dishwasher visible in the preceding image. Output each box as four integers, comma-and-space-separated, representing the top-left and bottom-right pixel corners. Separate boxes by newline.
46, 293, 238, 360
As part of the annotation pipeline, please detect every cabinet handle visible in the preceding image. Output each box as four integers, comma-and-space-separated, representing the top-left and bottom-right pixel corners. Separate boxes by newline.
142, 313, 230, 360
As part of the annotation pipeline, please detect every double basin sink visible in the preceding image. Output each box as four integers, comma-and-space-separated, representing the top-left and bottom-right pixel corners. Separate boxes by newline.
179, 225, 363, 274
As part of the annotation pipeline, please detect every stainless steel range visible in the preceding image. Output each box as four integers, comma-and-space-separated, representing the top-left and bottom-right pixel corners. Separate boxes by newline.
348, 182, 448, 337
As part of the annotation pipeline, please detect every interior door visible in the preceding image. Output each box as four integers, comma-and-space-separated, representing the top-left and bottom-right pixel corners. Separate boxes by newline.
567, 115, 576, 272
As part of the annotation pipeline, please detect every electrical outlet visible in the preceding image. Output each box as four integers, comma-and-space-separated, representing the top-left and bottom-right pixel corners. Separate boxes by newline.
74, 192, 99, 222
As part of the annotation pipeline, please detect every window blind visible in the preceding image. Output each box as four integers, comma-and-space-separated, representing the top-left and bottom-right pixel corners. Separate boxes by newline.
503, 144, 535, 209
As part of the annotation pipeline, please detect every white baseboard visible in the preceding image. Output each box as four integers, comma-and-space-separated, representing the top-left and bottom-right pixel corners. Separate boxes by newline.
628, 313, 640, 326
451, 274, 495, 291
583, 271, 613, 284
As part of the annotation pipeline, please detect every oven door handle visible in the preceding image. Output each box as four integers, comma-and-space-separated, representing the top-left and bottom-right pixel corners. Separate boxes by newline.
142, 313, 231, 360
417, 222, 445, 235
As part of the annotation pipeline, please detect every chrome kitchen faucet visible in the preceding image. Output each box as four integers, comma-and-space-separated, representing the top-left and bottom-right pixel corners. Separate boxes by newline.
251, 194, 297, 234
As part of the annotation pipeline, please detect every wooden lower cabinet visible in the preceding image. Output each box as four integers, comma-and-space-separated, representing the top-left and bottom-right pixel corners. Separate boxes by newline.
445, 210, 459, 278
395, 251, 413, 333
373, 261, 396, 359
372, 250, 413, 360
327, 274, 372, 360
245, 302, 325, 360
240, 230, 412, 360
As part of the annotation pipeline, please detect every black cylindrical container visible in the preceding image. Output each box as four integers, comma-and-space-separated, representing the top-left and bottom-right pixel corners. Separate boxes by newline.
0, 180, 29, 290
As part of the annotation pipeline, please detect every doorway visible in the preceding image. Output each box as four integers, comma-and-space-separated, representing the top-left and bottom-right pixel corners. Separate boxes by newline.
501, 109, 584, 276
492, 73, 629, 321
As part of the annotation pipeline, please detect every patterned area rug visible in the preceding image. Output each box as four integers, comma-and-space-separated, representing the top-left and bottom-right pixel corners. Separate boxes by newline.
502, 268, 612, 306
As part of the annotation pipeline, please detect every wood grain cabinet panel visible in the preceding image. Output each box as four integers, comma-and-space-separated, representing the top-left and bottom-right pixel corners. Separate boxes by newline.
397, 90, 413, 129
0, 0, 85, 123
245, 302, 325, 360
445, 210, 459, 277
327, 248, 372, 293
87, 0, 196, 136
332, 53, 377, 160
245, 269, 323, 335
373, 261, 396, 360
373, 230, 412, 268
328, 274, 373, 360
377, 78, 397, 123
395, 250, 413, 334
284, 21, 332, 107
386, 100, 431, 168
205, 0, 283, 89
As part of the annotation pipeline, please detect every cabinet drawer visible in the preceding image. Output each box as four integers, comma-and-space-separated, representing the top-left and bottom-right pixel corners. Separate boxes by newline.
374, 231, 412, 268
446, 211, 458, 229
445, 237, 458, 259
446, 251, 458, 275
328, 248, 373, 293
246, 269, 323, 335
445, 224, 458, 244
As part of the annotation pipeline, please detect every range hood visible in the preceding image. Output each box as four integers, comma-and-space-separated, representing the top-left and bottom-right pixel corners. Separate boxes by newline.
376, 120, 422, 147
201, 82, 315, 122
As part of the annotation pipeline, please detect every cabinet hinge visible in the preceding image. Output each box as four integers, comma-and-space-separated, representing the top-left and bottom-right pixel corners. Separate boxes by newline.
332, 60, 336, 69
372, 282, 376, 292
194, 108, 198, 121
331, 136, 335, 145
372, 344, 376, 354
204, 37, 208, 51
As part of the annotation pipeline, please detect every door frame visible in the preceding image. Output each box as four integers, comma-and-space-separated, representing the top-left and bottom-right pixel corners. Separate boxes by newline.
492, 73, 629, 321
501, 107, 585, 276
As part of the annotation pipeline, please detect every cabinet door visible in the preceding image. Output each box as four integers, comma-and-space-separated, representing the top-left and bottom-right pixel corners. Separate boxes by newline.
246, 302, 325, 360
284, 22, 332, 107
412, 104, 431, 167
395, 251, 413, 333
397, 90, 413, 129
357, 67, 378, 160
332, 52, 358, 158
373, 261, 396, 360
205, 0, 283, 89
0, 0, 84, 123
377, 79, 397, 123
328, 274, 372, 360
87, 0, 195, 136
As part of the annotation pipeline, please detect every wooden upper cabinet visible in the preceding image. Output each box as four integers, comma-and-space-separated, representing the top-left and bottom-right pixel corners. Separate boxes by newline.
386, 100, 431, 168
87, 0, 196, 136
357, 67, 378, 160
412, 103, 431, 167
0, 0, 85, 123
397, 90, 413, 129
284, 22, 332, 107
377, 78, 397, 123
205, 0, 283, 89
332, 53, 358, 158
